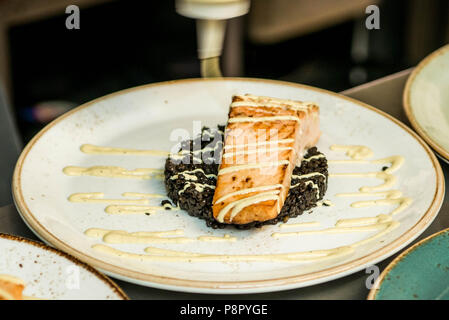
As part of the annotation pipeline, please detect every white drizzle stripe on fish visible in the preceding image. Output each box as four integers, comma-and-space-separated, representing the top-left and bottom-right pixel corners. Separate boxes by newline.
215, 149, 325, 222
237, 94, 315, 106
216, 191, 280, 223
223, 147, 294, 158
231, 101, 312, 111
232, 95, 316, 111
218, 160, 290, 176
230, 194, 280, 221
223, 139, 294, 150
213, 184, 284, 205
228, 116, 301, 123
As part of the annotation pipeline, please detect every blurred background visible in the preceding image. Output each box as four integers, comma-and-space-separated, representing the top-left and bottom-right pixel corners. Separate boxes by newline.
0, 0, 448, 143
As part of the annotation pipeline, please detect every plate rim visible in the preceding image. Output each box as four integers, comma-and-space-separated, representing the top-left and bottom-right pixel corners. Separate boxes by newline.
403, 43, 449, 162
367, 227, 449, 300
0, 232, 129, 300
12, 77, 445, 292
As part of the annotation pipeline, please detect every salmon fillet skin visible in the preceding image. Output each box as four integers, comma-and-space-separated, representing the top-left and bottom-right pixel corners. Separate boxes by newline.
212, 94, 321, 225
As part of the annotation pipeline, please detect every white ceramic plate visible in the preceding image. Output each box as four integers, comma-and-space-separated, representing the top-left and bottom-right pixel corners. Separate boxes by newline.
0, 233, 128, 299
404, 44, 449, 163
13, 78, 444, 294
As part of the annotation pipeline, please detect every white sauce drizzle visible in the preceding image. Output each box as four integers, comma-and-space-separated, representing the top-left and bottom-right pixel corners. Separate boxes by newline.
223, 146, 294, 159
218, 160, 290, 176
217, 191, 280, 223
71, 140, 412, 266
63, 166, 163, 179
272, 221, 393, 238
169, 169, 217, 181
224, 138, 294, 150
105, 205, 162, 215
272, 145, 410, 243
213, 184, 284, 205
178, 182, 215, 195
292, 172, 325, 180
80, 144, 170, 156
328, 156, 404, 174
92, 244, 354, 263
85, 228, 236, 244
335, 190, 402, 199
329, 171, 397, 192
68, 192, 150, 204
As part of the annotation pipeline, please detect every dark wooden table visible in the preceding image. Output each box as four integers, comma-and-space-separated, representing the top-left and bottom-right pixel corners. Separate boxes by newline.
1, 69, 447, 299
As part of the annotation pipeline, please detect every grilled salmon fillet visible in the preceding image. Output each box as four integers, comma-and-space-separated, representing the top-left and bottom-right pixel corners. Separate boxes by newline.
212, 94, 320, 225
0, 275, 25, 300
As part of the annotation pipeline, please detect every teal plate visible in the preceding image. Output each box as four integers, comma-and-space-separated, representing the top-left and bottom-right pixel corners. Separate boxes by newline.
369, 228, 449, 300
